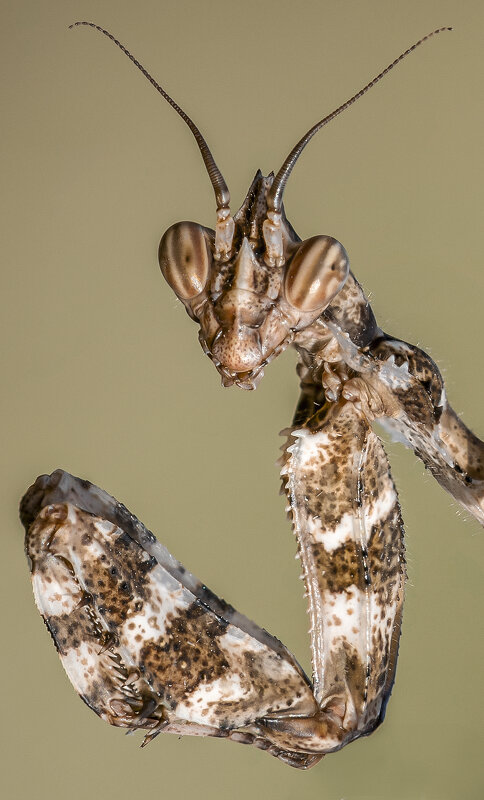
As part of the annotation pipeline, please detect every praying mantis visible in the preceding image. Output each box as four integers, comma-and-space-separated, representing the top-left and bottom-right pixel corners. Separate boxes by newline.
20, 22, 484, 768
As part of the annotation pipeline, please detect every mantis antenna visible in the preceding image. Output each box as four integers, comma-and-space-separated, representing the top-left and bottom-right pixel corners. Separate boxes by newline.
69, 21, 231, 212
266, 26, 452, 213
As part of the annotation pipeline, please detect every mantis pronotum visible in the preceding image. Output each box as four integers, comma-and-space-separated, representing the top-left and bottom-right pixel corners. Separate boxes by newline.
21, 23, 483, 769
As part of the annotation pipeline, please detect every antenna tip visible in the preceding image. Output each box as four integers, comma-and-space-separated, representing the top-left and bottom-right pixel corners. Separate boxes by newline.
428, 26, 453, 37
69, 21, 94, 30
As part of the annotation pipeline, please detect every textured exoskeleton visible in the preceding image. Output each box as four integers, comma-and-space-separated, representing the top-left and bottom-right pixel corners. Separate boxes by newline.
21, 23, 483, 769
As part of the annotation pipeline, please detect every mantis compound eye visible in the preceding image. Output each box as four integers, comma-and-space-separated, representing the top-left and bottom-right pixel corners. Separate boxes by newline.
159, 221, 212, 300
284, 235, 349, 313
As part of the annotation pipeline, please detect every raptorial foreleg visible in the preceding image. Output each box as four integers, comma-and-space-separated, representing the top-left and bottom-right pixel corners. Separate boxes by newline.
368, 336, 484, 525
278, 398, 405, 746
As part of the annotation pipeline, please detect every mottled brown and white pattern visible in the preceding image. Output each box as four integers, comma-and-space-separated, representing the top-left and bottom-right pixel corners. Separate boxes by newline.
280, 401, 404, 735
21, 23, 483, 769
22, 470, 324, 767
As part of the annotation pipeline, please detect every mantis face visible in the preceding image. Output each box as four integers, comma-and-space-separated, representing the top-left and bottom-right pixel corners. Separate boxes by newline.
159, 171, 348, 388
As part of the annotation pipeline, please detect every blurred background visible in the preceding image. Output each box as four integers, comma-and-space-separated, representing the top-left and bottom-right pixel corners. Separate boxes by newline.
1, 1, 483, 798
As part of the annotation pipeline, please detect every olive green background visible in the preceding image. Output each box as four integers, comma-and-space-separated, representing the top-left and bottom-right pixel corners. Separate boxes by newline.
2, 1, 483, 798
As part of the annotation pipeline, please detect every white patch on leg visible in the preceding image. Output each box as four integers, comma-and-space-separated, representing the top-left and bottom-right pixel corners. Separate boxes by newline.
62, 641, 102, 696
32, 564, 81, 617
